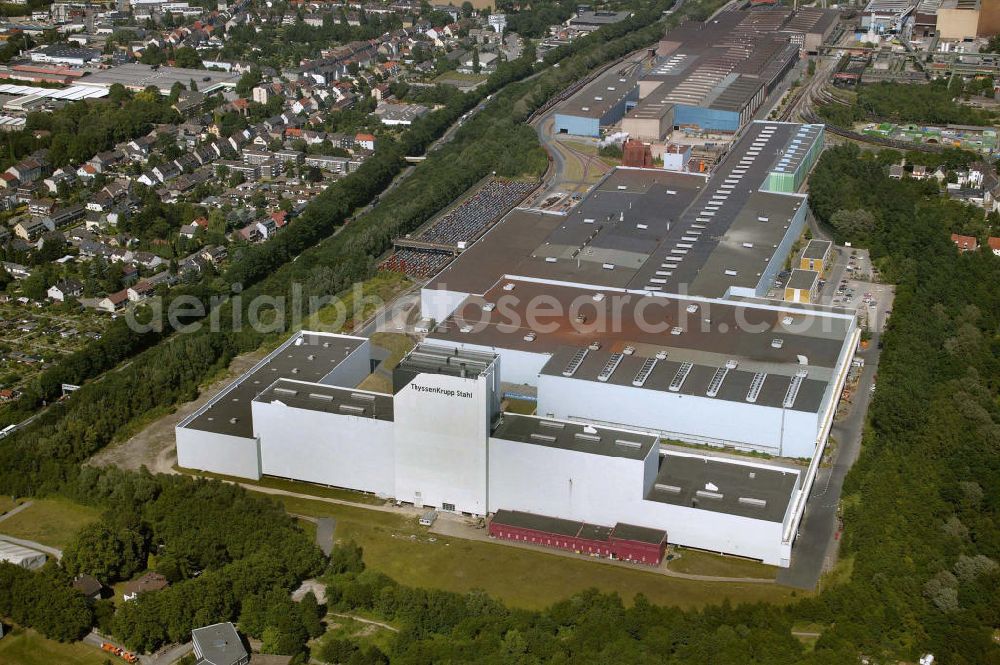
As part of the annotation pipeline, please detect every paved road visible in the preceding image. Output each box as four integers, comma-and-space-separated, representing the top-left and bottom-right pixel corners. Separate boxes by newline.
329, 613, 400, 633
0, 499, 31, 523
316, 517, 335, 556
777, 308, 885, 589
84, 631, 192, 665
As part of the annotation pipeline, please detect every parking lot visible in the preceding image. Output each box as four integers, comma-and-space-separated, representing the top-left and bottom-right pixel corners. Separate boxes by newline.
769, 245, 894, 335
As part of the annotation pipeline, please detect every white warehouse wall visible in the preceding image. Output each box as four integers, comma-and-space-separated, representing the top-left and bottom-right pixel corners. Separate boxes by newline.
420, 287, 472, 323
253, 400, 395, 496
488, 435, 656, 521
175, 427, 261, 480
394, 369, 495, 514
488, 437, 792, 564
536, 376, 819, 458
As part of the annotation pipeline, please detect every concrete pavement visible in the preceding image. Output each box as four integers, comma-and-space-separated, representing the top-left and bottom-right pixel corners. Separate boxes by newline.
84, 631, 192, 665
777, 304, 885, 589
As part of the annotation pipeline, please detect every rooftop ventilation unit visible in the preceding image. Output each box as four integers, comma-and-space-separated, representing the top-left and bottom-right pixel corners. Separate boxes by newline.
540, 420, 565, 429
339, 404, 365, 415
574, 432, 601, 443
746, 372, 767, 403
695, 490, 723, 500
738, 497, 767, 508
669, 362, 693, 391
782, 370, 808, 408
615, 439, 641, 449
632, 357, 657, 386
530, 433, 557, 443
352, 393, 376, 401
274, 387, 298, 396
706, 366, 729, 397
309, 392, 334, 402
597, 353, 624, 382
562, 348, 589, 377
654, 483, 681, 494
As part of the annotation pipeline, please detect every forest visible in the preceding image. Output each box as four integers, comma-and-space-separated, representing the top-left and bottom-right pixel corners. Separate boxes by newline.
818, 79, 995, 127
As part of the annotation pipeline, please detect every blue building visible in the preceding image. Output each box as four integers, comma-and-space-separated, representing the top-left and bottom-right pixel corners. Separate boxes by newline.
554, 68, 640, 137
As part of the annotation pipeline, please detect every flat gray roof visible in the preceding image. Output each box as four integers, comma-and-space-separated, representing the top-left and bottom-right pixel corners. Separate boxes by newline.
539, 345, 829, 413
766, 124, 823, 176
492, 509, 604, 538
426, 167, 707, 295
802, 238, 832, 260
556, 66, 640, 120
492, 413, 657, 461
425, 122, 814, 300
685, 191, 807, 298
191, 622, 247, 665
181, 332, 367, 438
611, 522, 667, 544
79, 63, 239, 94
646, 452, 799, 522
254, 379, 394, 422
569, 10, 632, 26
787, 269, 819, 291
432, 279, 852, 372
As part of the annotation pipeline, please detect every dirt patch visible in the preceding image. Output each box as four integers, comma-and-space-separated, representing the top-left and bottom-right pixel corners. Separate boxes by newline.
87, 349, 268, 474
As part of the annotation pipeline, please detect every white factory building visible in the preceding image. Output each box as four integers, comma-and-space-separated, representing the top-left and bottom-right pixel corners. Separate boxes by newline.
176, 121, 855, 567
177, 331, 808, 564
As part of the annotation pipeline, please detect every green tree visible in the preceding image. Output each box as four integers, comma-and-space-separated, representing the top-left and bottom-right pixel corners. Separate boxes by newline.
62, 519, 148, 584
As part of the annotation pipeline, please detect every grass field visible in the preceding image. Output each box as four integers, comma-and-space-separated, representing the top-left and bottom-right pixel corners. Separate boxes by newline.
0, 627, 108, 665
315, 614, 397, 655
0, 498, 100, 549
433, 71, 488, 86
277, 495, 804, 611
0, 497, 19, 517
503, 398, 536, 415
666, 549, 778, 579
304, 273, 412, 334
176, 467, 387, 507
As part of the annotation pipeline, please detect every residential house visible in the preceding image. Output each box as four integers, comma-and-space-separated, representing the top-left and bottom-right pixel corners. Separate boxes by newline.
6, 156, 48, 184
355, 132, 376, 151
71, 574, 104, 601
13, 217, 53, 241
127, 281, 156, 301
122, 572, 169, 601
987, 237, 1000, 256
97, 289, 130, 312
951, 233, 978, 252
47, 279, 83, 301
